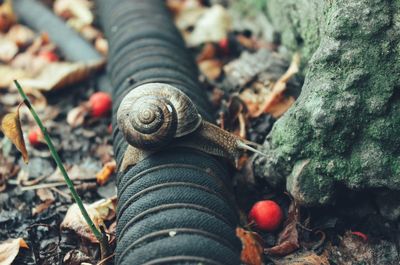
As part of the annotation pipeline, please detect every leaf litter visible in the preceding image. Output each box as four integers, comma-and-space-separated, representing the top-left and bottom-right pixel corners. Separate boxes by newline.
1, 0, 399, 264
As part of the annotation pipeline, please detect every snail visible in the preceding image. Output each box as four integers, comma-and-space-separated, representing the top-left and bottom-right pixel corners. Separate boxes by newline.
117, 83, 265, 172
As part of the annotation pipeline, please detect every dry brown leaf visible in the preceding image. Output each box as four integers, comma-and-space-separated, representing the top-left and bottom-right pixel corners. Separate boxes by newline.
37, 188, 55, 202
199, 59, 222, 80
236, 227, 264, 265
254, 53, 300, 117
0, 238, 29, 265
96, 160, 116, 186
67, 103, 89, 128
265, 200, 300, 256
196, 43, 216, 63
1, 108, 29, 163
272, 251, 330, 265
15, 60, 104, 92
32, 200, 54, 215
61, 196, 117, 243
268, 96, 295, 118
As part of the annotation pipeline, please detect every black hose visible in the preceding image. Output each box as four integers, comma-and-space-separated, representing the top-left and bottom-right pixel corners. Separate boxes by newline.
96, 0, 242, 264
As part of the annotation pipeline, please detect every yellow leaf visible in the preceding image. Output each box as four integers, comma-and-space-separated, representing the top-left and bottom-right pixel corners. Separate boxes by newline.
1, 109, 29, 163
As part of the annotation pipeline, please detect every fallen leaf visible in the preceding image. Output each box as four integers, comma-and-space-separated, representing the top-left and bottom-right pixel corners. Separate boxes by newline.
0, 38, 18, 62
254, 53, 300, 117
95, 144, 114, 164
267, 96, 295, 118
0, 66, 30, 89
223, 49, 287, 91
15, 60, 104, 92
187, 5, 231, 46
54, 0, 94, 25
37, 188, 55, 202
174, 2, 205, 33
272, 251, 330, 265
67, 103, 90, 128
32, 200, 54, 215
196, 43, 216, 62
61, 196, 117, 243
63, 249, 92, 265
95, 37, 108, 56
265, 200, 300, 256
96, 160, 116, 186
236, 227, 264, 265
6, 24, 35, 48
10, 52, 48, 76
0, 238, 29, 265
1, 108, 29, 163
326, 231, 373, 265
199, 59, 222, 80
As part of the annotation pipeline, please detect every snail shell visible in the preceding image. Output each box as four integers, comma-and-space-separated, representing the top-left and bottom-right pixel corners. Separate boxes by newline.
117, 83, 202, 150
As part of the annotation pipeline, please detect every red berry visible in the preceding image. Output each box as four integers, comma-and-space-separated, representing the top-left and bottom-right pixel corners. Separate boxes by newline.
218, 38, 229, 55
28, 127, 43, 147
89, 92, 112, 118
248, 200, 283, 231
38, 50, 59, 62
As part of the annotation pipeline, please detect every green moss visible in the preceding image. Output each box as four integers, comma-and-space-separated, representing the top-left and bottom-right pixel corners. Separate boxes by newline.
254, 0, 400, 206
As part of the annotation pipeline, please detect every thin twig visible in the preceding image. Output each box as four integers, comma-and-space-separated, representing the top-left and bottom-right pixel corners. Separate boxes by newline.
20, 182, 66, 191
14, 80, 110, 257
50, 187, 72, 200
97, 253, 115, 265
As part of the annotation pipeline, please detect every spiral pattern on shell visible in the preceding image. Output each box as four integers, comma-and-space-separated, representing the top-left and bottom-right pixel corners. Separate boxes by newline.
117, 83, 202, 151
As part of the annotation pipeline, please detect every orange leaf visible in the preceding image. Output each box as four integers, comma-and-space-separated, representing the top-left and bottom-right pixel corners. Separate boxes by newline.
236, 227, 264, 265
1, 107, 29, 163
96, 160, 116, 186
253, 53, 300, 117
18, 238, 29, 249
268, 96, 295, 118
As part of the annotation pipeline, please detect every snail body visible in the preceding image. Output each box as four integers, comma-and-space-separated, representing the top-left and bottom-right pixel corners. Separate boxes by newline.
118, 83, 265, 171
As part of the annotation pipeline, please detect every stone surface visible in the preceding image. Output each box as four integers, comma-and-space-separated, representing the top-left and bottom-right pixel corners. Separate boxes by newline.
254, 0, 400, 206
264, 0, 323, 64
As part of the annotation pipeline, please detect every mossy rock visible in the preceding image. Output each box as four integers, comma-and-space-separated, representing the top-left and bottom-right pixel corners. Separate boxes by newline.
254, 0, 400, 209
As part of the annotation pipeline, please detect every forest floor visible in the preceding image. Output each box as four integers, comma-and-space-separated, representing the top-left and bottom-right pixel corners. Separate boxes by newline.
0, 0, 399, 264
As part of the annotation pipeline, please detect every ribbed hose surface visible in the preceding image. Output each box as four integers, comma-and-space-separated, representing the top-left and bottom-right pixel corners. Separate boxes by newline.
96, 0, 241, 264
